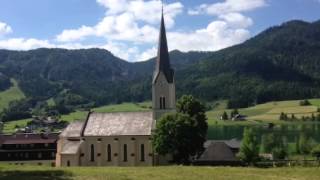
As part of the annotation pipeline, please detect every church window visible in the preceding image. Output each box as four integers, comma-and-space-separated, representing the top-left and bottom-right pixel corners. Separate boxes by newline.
140, 144, 145, 162
90, 144, 95, 162
107, 144, 112, 162
123, 144, 127, 162
160, 97, 166, 109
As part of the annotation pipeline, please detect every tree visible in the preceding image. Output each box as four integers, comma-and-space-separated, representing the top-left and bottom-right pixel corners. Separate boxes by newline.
311, 145, 320, 160
279, 112, 288, 121
153, 95, 208, 164
230, 109, 239, 118
261, 134, 277, 153
153, 113, 201, 164
261, 134, 288, 160
317, 113, 320, 121
176, 95, 208, 144
300, 99, 311, 106
221, 111, 229, 120
238, 128, 260, 165
298, 133, 314, 155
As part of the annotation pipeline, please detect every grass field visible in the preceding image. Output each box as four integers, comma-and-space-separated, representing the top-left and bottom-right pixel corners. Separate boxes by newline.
3, 98, 320, 133
0, 79, 25, 111
207, 99, 320, 125
0, 164, 319, 180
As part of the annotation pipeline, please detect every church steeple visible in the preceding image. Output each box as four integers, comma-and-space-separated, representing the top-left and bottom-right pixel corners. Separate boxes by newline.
152, 7, 176, 120
153, 8, 174, 84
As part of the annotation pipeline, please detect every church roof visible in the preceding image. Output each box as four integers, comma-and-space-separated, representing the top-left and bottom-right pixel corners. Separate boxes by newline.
83, 112, 153, 136
60, 140, 82, 155
153, 11, 174, 84
60, 121, 84, 138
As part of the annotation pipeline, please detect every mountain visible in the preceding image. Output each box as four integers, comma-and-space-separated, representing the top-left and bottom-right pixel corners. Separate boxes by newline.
176, 20, 320, 108
1, 19, 320, 119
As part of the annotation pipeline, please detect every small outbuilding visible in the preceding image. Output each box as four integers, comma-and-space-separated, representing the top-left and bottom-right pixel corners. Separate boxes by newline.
193, 139, 242, 166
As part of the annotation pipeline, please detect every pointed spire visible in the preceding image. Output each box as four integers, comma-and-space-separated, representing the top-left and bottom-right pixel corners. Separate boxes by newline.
153, 4, 174, 84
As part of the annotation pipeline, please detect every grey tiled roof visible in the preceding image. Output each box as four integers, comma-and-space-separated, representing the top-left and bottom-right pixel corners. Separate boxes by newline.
83, 112, 153, 136
60, 140, 82, 154
60, 121, 84, 138
204, 139, 241, 149
198, 141, 237, 161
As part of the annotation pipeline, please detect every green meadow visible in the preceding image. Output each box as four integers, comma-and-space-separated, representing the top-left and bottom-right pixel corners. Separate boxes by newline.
3, 98, 320, 134
0, 164, 319, 180
0, 79, 25, 111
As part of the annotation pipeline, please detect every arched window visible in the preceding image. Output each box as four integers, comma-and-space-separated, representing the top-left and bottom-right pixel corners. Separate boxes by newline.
140, 144, 145, 162
107, 144, 112, 162
160, 97, 166, 109
123, 144, 127, 162
90, 144, 95, 162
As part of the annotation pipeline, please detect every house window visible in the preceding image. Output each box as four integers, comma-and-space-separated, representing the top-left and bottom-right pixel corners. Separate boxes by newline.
90, 144, 95, 162
67, 160, 70, 167
123, 144, 127, 162
38, 153, 42, 159
160, 97, 166, 109
140, 144, 145, 162
107, 144, 112, 162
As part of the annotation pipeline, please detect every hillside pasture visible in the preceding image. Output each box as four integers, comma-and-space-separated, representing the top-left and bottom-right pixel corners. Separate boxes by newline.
0, 79, 25, 112
208, 99, 320, 124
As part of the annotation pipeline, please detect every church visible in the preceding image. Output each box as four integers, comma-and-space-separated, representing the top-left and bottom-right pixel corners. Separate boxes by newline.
55, 10, 175, 167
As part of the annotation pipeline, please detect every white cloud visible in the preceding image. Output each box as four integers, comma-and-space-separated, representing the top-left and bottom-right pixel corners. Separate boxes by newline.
168, 20, 250, 52
0, 0, 266, 62
179, 0, 266, 54
0, 21, 12, 36
219, 13, 253, 28
55, 0, 183, 44
188, 0, 267, 15
97, 0, 128, 15
0, 38, 54, 50
56, 25, 95, 42
139, 46, 157, 61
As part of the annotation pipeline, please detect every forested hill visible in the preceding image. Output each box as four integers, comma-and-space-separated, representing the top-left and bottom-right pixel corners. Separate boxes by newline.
0, 19, 320, 116
177, 19, 320, 108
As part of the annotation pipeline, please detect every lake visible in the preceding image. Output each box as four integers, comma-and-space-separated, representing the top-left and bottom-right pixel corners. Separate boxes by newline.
207, 122, 320, 143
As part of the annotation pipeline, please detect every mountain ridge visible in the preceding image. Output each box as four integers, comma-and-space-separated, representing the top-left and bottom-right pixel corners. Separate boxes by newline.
0, 19, 320, 115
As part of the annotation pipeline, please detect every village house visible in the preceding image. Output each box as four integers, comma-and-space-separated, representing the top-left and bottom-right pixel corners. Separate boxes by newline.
0, 133, 58, 164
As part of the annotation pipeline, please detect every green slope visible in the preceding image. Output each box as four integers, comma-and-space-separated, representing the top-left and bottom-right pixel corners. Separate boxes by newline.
0, 79, 25, 111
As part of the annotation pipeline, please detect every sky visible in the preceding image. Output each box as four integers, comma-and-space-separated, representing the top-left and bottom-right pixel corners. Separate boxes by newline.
0, 0, 319, 62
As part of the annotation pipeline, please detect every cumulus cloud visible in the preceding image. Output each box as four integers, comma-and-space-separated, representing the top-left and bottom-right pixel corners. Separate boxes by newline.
56, 0, 183, 43
168, 21, 250, 52
0, 21, 12, 36
0, 0, 266, 62
188, 0, 267, 15
0, 38, 54, 50
56, 25, 95, 42
177, 0, 266, 54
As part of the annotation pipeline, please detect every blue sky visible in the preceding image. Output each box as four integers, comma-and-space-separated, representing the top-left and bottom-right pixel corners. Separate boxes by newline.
0, 0, 319, 62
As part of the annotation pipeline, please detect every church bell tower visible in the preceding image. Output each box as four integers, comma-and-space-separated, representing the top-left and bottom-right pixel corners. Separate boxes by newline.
152, 9, 176, 120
